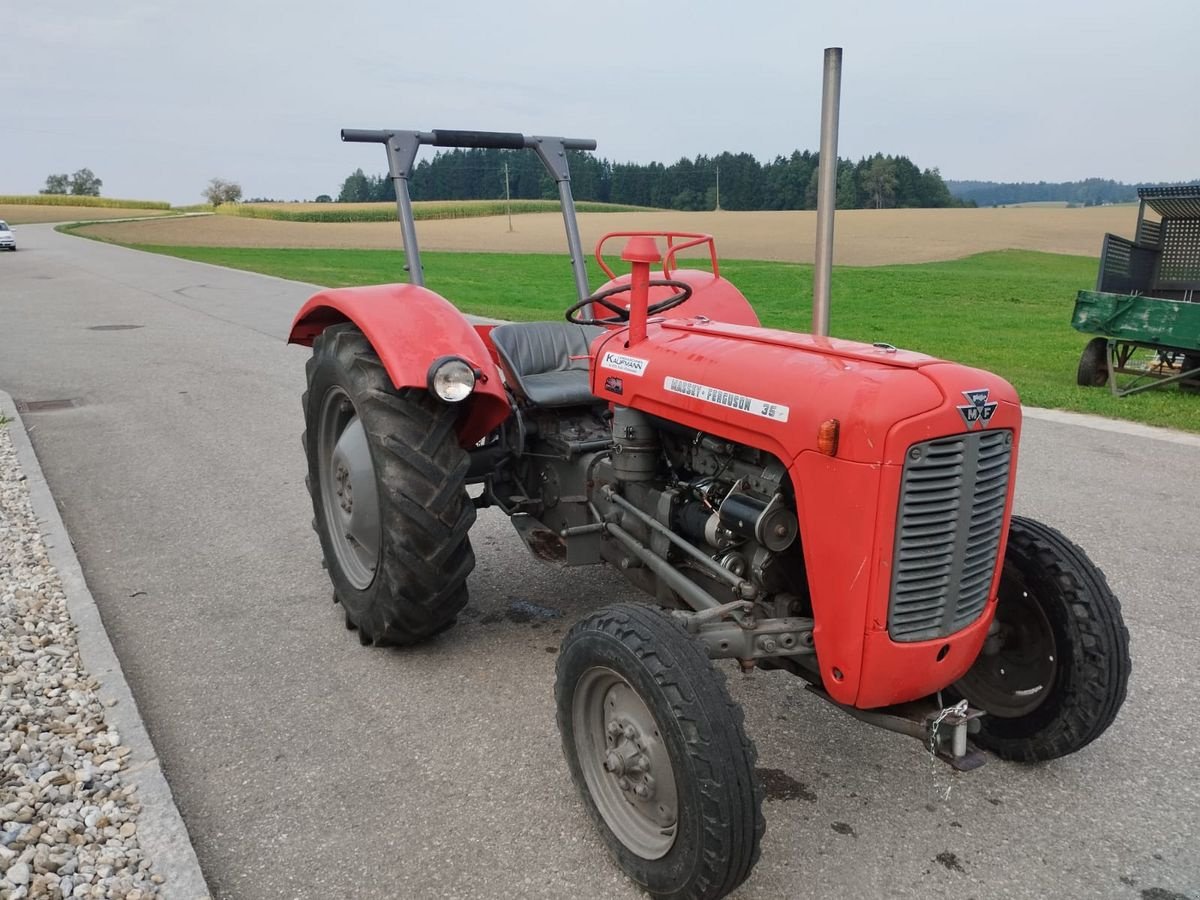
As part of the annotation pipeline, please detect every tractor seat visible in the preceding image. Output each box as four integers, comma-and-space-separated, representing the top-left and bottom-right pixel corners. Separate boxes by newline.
489, 322, 605, 407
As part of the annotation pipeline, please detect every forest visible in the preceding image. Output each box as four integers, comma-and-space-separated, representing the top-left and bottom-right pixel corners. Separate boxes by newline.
945, 177, 1200, 207
334, 148, 973, 211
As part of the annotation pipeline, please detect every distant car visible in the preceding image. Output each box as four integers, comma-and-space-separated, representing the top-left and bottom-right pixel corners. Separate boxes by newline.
0, 220, 15, 251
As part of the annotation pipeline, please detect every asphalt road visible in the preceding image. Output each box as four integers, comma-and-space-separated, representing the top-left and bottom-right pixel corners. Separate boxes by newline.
2, 225, 1198, 900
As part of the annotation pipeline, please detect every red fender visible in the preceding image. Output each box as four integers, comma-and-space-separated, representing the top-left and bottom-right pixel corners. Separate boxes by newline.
289, 284, 510, 446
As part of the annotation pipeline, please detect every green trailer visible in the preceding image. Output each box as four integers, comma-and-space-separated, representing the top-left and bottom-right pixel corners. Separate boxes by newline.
1071, 185, 1200, 396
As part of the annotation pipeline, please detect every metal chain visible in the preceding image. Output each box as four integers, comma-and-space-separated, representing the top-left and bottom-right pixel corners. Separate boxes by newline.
927, 697, 970, 802
928, 699, 969, 756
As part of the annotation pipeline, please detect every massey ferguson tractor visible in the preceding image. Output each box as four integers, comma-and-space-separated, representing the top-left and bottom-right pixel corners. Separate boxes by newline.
288, 128, 1130, 900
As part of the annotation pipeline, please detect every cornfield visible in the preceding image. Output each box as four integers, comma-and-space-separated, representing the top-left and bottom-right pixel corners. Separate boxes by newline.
0, 195, 170, 210
216, 199, 651, 223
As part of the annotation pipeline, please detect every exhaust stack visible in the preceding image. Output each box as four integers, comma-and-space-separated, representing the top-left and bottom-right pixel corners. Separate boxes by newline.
812, 47, 842, 337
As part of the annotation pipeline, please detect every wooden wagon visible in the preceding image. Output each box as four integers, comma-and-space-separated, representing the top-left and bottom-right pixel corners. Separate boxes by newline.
1071, 185, 1200, 396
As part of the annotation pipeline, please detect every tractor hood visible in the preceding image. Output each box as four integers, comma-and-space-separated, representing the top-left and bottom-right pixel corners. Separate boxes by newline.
590, 319, 1018, 465
666, 320, 938, 369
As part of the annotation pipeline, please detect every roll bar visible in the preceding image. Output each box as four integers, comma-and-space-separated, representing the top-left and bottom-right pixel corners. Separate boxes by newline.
340, 128, 597, 299
341, 129, 596, 152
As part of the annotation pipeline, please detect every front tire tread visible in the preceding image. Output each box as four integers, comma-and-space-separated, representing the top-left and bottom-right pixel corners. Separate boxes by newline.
970, 516, 1130, 762
556, 604, 764, 900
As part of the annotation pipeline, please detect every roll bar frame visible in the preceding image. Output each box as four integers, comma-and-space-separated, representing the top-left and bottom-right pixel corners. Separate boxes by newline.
340, 128, 598, 301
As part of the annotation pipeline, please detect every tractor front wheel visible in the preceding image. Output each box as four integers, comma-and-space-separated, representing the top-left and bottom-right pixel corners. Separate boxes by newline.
303, 323, 475, 646
951, 516, 1130, 761
556, 604, 764, 900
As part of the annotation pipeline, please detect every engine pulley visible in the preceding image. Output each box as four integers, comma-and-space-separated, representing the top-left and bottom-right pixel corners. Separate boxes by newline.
718, 489, 798, 552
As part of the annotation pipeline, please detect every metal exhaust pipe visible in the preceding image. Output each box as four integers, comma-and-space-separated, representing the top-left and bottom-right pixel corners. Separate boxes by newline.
812, 47, 842, 338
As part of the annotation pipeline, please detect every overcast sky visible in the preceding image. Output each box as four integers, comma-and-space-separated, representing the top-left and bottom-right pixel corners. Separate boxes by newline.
5, 1, 1199, 204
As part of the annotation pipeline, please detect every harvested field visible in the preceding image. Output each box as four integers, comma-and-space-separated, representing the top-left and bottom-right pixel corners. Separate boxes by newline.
74, 205, 1139, 265
0, 205, 176, 225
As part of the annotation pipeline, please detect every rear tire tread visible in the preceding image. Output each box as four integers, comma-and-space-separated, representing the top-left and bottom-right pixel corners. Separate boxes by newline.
304, 324, 475, 646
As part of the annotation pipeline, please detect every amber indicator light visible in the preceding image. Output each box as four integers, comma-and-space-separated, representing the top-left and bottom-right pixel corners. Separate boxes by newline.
817, 418, 840, 456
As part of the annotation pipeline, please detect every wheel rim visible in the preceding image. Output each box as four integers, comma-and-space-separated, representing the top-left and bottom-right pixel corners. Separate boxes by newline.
317, 386, 381, 590
572, 667, 678, 860
955, 574, 1058, 718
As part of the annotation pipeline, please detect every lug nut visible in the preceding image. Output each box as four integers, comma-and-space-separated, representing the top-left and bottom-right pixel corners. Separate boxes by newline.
618, 777, 631, 791
623, 725, 637, 741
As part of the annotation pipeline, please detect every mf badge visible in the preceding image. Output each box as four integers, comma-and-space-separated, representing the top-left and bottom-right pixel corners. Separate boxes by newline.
957, 389, 998, 430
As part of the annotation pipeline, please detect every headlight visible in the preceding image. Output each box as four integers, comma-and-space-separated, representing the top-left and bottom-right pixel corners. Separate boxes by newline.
427, 356, 477, 403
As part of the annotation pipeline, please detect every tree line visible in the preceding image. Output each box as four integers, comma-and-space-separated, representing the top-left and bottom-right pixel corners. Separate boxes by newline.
946, 177, 1200, 207
336, 149, 974, 211
41, 169, 103, 197
39, 170, 245, 206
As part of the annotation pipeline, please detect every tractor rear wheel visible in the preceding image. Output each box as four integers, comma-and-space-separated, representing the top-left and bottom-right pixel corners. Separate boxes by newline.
1076, 337, 1110, 387
556, 604, 764, 900
303, 323, 475, 646
950, 516, 1130, 761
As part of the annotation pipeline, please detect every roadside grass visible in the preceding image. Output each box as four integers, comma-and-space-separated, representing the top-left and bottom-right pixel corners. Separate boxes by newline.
84, 242, 1200, 432
217, 199, 655, 223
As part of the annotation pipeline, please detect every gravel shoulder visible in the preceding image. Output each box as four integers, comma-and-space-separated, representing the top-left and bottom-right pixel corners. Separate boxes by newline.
0, 394, 209, 900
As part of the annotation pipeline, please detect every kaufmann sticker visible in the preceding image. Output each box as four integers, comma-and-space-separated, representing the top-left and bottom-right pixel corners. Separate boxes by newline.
664, 376, 790, 423
601, 351, 650, 377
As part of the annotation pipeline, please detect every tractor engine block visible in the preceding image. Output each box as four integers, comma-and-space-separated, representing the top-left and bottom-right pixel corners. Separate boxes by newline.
593, 408, 809, 614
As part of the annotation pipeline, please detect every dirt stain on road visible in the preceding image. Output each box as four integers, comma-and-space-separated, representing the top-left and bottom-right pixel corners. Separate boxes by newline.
755, 768, 816, 803
480, 598, 563, 625
935, 851, 965, 873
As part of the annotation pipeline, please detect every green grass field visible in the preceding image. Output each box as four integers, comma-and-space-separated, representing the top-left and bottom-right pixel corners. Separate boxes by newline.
100, 242, 1200, 432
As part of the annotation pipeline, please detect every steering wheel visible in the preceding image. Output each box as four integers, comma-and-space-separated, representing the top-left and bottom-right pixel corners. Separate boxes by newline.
565, 279, 694, 326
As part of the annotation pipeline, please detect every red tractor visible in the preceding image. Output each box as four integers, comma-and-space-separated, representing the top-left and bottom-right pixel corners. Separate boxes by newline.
289, 129, 1130, 900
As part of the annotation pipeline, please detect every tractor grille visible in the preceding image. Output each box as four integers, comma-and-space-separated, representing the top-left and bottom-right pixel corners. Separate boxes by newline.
888, 430, 1012, 642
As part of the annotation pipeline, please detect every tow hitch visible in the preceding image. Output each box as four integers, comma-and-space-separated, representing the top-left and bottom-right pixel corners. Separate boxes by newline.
806, 686, 988, 771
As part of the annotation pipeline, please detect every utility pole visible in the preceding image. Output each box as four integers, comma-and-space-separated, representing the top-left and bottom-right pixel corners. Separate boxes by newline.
504, 161, 514, 232
715, 163, 721, 211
